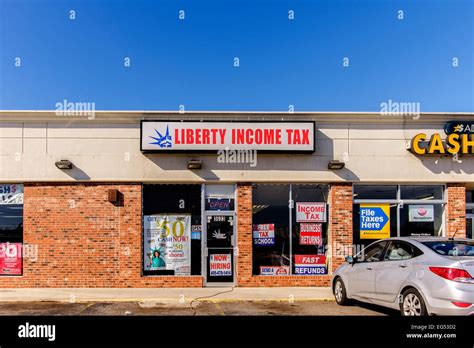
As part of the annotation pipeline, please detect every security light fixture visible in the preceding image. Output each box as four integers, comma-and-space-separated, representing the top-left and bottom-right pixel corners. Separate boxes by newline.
108, 189, 124, 206
55, 160, 73, 170
328, 160, 345, 170
188, 159, 202, 170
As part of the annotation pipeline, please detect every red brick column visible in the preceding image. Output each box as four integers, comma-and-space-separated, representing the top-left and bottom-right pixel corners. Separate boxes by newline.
329, 184, 353, 273
446, 184, 466, 238
236, 183, 253, 286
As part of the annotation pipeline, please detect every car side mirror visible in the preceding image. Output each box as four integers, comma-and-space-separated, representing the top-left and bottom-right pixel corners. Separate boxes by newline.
345, 256, 354, 264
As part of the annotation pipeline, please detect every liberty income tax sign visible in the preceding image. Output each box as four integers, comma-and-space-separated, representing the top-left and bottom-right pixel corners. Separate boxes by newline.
141, 121, 315, 152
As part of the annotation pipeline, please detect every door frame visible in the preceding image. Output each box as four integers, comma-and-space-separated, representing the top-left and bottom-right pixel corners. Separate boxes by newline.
202, 184, 237, 287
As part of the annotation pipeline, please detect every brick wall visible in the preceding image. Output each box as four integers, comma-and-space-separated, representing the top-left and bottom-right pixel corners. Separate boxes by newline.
236, 183, 253, 285
328, 184, 353, 273
0, 182, 358, 288
0, 183, 202, 288
446, 184, 466, 238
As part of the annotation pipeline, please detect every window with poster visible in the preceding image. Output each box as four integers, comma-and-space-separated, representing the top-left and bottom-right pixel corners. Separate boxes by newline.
291, 184, 329, 275
353, 185, 445, 248
142, 184, 202, 276
0, 184, 24, 276
252, 184, 329, 276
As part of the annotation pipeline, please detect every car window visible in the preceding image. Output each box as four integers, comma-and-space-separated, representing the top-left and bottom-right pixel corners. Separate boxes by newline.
422, 241, 474, 257
357, 241, 387, 262
384, 241, 414, 261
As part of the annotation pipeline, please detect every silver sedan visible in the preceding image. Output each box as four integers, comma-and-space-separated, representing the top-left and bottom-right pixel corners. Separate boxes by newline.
332, 237, 474, 316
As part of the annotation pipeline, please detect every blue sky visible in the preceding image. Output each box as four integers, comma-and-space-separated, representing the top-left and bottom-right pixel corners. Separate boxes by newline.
0, 0, 473, 112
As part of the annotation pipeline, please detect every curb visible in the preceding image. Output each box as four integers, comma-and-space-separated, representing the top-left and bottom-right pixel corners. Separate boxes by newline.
0, 297, 335, 304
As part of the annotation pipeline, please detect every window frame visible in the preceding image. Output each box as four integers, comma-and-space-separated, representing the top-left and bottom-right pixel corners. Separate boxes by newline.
353, 184, 446, 238
251, 183, 329, 276
422, 240, 474, 256
141, 184, 203, 277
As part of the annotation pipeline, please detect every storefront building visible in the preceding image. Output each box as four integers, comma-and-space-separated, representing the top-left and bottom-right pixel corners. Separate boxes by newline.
0, 111, 472, 288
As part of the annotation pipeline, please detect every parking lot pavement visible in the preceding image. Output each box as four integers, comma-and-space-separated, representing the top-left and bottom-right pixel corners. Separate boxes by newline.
0, 300, 398, 316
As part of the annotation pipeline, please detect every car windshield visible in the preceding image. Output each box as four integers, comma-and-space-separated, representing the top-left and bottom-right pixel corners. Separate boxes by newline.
422, 241, 474, 257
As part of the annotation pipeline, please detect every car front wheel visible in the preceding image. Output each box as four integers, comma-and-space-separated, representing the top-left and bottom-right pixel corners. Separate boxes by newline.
333, 278, 352, 306
400, 288, 427, 316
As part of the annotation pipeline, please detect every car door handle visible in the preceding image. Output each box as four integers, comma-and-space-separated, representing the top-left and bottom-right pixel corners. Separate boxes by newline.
366, 267, 373, 270
399, 264, 408, 268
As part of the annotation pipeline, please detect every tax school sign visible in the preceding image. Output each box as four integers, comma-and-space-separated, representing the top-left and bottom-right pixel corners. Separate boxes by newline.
253, 224, 275, 246
360, 204, 390, 239
141, 121, 315, 152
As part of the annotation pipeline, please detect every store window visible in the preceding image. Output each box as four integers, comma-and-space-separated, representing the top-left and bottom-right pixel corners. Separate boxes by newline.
353, 203, 398, 246
0, 184, 24, 276
353, 185, 397, 200
399, 204, 443, 237
466, 190, 474, 239
467, 219, 473, 239
400, 185, 443, 200
252, 184, 290, 275
291, 185, 329, 275
353, 185, 445, 246
142, 184, 201, 276
252, 184, 329, 276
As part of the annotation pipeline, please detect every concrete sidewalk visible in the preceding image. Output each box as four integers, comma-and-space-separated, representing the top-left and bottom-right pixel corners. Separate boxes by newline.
0, 287, 333, 304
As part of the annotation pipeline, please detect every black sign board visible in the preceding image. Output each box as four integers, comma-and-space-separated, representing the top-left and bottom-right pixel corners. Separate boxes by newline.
444, 121, 474, 135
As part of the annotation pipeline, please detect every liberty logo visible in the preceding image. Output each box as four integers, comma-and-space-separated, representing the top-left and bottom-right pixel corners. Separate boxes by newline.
149, 125, 173, 148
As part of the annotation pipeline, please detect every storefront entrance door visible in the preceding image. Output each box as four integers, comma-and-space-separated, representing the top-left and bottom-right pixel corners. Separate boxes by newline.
204, 214, 235, 285
203, 184, 236, 286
